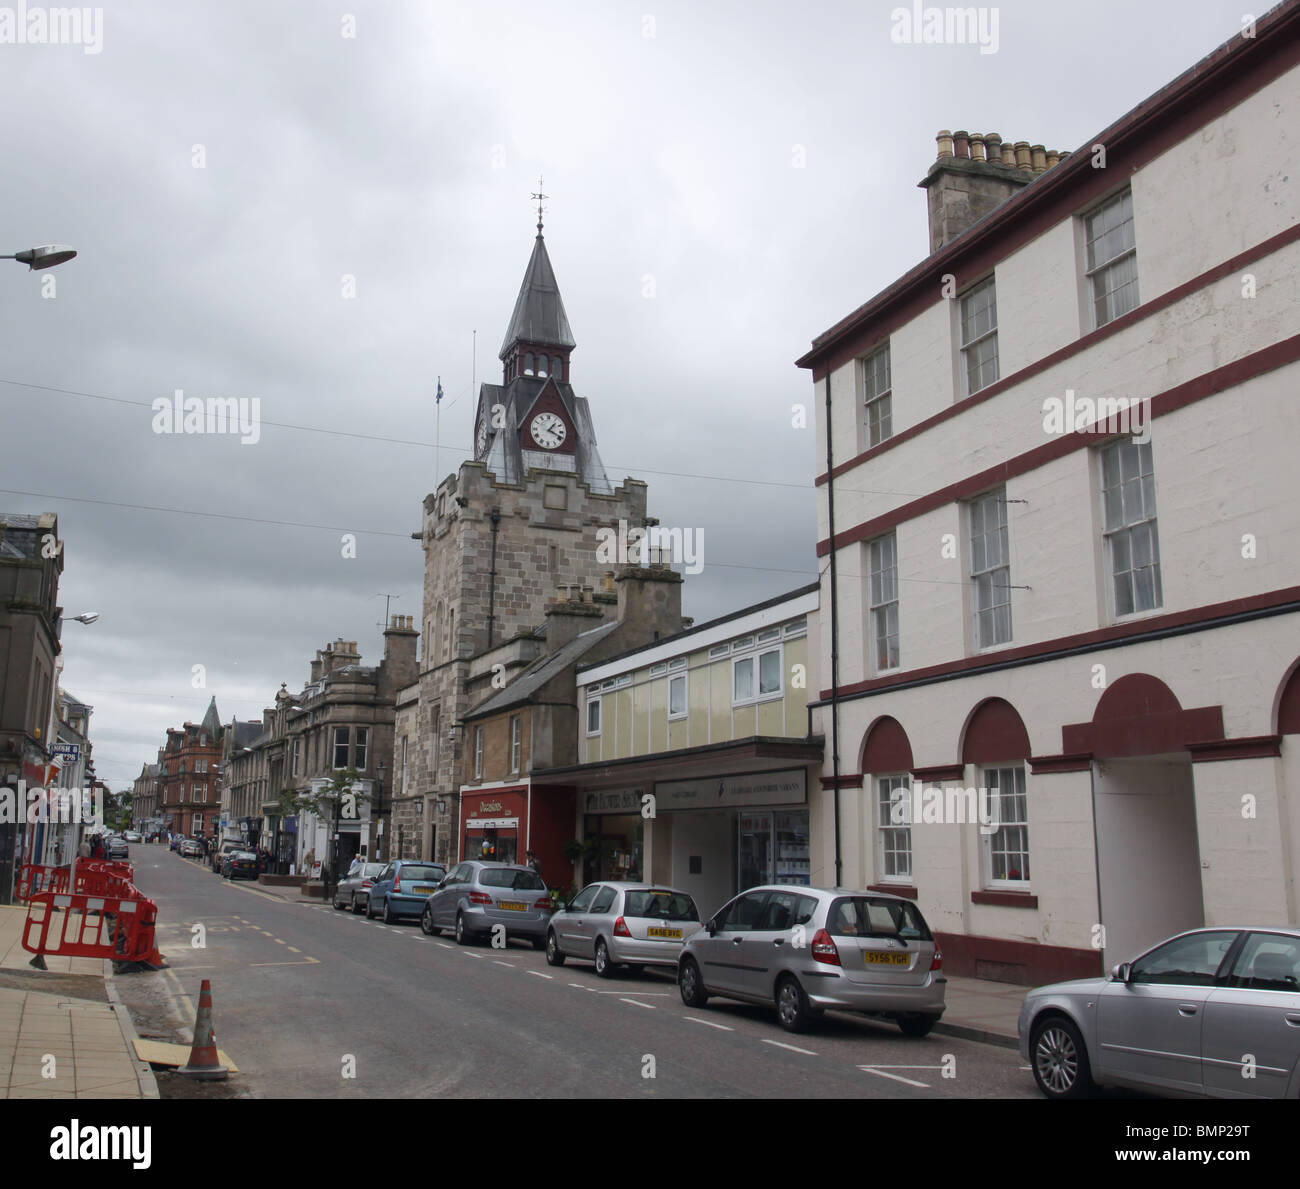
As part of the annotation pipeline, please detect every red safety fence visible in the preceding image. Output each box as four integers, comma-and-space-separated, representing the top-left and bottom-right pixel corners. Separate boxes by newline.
18, 859, 165, 970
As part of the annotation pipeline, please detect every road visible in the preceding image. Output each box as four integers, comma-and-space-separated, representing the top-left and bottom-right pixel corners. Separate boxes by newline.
113, 846, 1038, 1098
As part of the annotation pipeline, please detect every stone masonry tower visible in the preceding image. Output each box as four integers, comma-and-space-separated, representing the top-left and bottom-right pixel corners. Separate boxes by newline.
393, 224, 653, 863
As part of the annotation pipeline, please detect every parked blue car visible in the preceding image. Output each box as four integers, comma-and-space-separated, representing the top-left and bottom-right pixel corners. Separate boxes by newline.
364, 860, 447, 924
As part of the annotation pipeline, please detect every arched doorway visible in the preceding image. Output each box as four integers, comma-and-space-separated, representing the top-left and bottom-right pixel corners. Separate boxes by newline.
1065, 674, 1212, 965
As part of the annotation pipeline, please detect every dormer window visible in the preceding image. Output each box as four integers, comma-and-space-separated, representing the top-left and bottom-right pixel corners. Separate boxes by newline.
524, 352, 535, 376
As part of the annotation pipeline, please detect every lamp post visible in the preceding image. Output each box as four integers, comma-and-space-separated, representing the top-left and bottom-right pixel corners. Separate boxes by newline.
1, 244, 77, 270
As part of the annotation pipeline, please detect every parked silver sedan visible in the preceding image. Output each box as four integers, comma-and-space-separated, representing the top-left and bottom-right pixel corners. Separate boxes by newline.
421, 861, 553, 947
333, 860, 386, 912
1020, 926, 1300, 1099
678, 885, 946, 1034
546, 882, 702, 976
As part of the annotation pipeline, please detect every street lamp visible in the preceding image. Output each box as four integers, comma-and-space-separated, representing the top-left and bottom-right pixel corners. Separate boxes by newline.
2, 244, 77, 270
69, 612, 98, 625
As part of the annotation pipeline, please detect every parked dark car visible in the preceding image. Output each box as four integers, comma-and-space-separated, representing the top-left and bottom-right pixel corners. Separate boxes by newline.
365, 860, 447, 923
221, 850, 259, 880
169, 834, 183, 852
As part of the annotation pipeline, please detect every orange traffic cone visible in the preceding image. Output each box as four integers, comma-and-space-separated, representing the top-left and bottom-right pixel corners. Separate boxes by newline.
180, 979, 228, 1080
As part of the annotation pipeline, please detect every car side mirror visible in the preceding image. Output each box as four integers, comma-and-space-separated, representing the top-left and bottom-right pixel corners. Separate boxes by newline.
705, 919, 718, 935
1111, 962, 1132, 983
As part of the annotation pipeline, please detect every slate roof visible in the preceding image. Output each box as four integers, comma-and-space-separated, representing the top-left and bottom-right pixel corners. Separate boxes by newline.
0, 513, 41, 559
465, 620, 618, 721
498, 234, 576, 357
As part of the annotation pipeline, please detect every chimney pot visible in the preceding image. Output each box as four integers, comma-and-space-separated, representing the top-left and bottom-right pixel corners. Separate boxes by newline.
1000, 141, 1016, 166
1030, 144, 1047, 173
1045, 149, 1060, 169
969, 133, 986, 162
953, 130, 970, 158
935, 129, 954, 159
1014, 141, 1032, 169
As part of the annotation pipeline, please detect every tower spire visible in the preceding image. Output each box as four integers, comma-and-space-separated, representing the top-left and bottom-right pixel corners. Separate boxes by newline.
530, 175, 548, 236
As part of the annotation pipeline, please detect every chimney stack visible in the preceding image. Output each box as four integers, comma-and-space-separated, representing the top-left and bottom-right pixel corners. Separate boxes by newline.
545, 584, 606, 652
920, 127, 1067, 252
380, 614, 419, 694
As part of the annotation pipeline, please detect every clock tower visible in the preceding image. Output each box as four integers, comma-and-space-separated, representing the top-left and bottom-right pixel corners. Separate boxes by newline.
472, 227, 613, 493
395, 221, 652, 867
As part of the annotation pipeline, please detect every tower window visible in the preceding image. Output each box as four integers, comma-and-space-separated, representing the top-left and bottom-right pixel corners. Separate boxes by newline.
524, 352, 534, 376
537, 355, 548, 377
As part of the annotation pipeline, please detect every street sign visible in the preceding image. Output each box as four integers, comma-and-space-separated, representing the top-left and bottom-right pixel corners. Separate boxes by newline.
51, 743, 81, 760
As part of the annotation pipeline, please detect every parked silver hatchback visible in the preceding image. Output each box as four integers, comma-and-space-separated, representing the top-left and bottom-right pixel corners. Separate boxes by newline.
546, 882, 702, 976
421, 861, 553, 947
678, 885, 946, 1034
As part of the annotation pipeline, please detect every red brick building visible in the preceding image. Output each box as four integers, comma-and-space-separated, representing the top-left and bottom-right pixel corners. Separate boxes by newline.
158, 697, 223, 838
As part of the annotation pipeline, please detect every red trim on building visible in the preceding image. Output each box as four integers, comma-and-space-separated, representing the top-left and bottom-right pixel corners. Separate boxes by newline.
971, 890, 1039, 908
819, 584, 1300, 702
910, 764, 963, 782
961, 699, 1031, 765
820, 774, 863, 790
1062, 674, 1224, 759
1027, 753, 1092, 774
1278, 663, 1300, 734
817, 335, 1300, 557
868, 883, 918, 900
861, 716, 914, 773
1187, 735, 1282, 762
934, 930, 1101, 985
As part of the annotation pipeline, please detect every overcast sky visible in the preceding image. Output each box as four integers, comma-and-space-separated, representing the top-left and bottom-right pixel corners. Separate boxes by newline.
0, 0, 1251, 789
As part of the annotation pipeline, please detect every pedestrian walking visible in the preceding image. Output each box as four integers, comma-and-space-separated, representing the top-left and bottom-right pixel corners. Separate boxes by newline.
77, 838, 91, 859
525, 849, 542, 876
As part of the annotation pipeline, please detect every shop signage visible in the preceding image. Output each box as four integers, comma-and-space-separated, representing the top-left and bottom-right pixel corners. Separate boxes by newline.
478, 800, 503, 814
51, 743, 81, 761
654, 769, 806, 810
582, 787, 647, 815
465, 817, 519, 831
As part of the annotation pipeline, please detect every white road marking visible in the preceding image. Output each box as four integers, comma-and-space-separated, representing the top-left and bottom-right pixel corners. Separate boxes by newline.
250, 957, 321, 967
436, 943, 453, 949
274, 938, 286, 945
568, 983, 586, 988
859, 1066, 929, 1087
463, 952, 484, 959
287, 947, 301, 954
619, 998, 655, 1009
762, 1039, 817, 1056
526, 971, 554, 979
593, 990, 671, 996
493, 961, 515, 968
684, 1016, 733, 1031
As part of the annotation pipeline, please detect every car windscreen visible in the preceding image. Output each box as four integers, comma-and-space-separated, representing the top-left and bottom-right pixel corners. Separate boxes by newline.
398, 866, 444, 882
827, 897, 932, 942
623, 891, 698, 921
478, 868, 545, 890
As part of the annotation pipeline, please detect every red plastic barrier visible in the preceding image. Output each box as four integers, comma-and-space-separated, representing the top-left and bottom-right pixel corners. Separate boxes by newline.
15, 864, 70, 901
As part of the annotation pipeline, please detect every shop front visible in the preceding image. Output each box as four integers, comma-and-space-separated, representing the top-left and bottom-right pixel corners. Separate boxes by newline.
461, 787, 527, 867
563, 751, 818, 925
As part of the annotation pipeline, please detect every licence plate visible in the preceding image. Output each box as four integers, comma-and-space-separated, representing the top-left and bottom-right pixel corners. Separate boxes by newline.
647, 927, 683, 940
411, 885, 434, 894
499, 901, 527, 911
864, 952, 911, 966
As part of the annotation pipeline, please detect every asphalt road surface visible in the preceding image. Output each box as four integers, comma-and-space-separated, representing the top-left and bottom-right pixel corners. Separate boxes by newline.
113, 846, 1039, 1099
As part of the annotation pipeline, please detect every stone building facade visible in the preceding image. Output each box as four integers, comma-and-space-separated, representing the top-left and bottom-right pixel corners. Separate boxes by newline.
393, 228, 655, 865
157, 698, 223, 838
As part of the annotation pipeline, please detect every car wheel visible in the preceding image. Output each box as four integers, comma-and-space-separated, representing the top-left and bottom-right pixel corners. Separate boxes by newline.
333, 891, 347, 910
367, 895, 380, 920
679, 958, 708, 1007
383, 899, 397, 925
545, 931, 566, 966
776, 975, 814, 1033
897, 1013, 935, 1038
421, 907, 439, 936
456, 913, 474, 946
351, 894, 364, 915
1031, 1015, 1095, 1100
594, 938, 616, 979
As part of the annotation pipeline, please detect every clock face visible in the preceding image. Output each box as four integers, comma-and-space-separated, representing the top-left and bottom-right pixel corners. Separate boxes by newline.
529, 411, 567, 450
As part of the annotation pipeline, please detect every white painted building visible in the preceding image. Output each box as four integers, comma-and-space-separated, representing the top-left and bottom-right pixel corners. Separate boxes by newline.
800, 8, 1300, 984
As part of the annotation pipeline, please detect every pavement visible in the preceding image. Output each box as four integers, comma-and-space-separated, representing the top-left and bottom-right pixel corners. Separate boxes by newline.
0, 904, 159, 1099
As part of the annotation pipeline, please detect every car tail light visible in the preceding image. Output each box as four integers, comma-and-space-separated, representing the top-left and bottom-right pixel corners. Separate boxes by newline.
468, 891, 492, 905
393, 874, 401, 892
613, 916, 632, 937
930, 949, 943, 971
810, 928, 840, 966
361, 879, 373, 889
535, 898, 552, 913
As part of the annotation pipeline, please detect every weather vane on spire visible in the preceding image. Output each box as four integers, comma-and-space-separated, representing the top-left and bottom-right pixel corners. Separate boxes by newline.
531, 175, 548, 235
